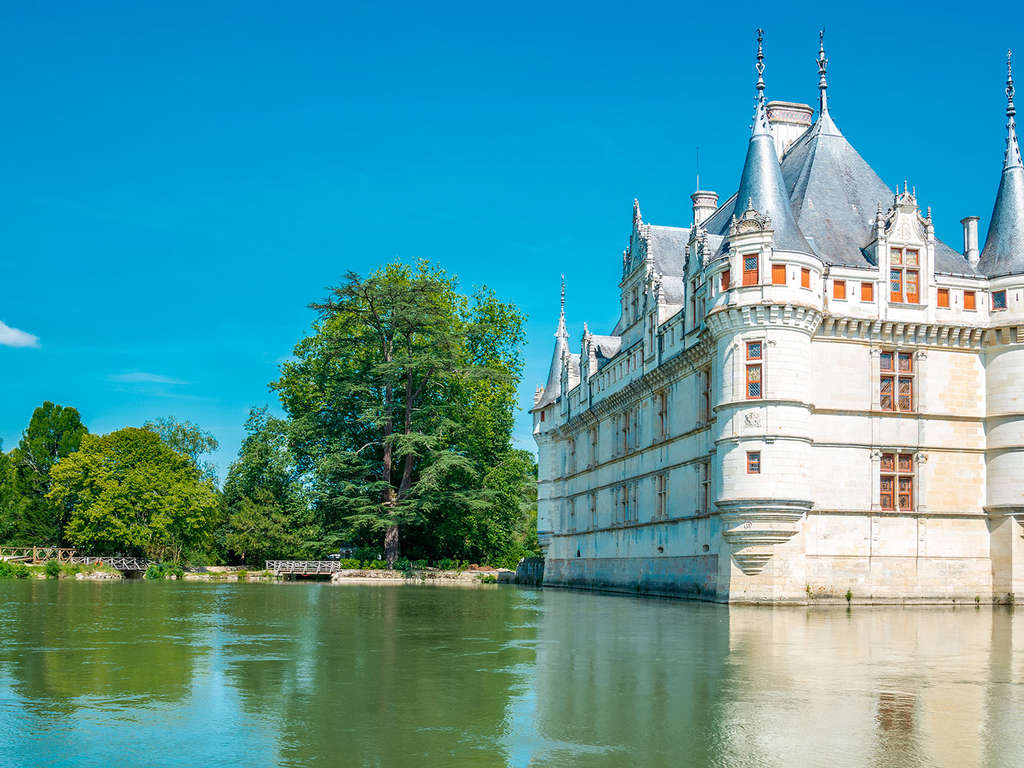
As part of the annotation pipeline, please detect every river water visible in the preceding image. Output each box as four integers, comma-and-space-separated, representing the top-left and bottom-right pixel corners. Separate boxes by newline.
0, 580, 1021, 767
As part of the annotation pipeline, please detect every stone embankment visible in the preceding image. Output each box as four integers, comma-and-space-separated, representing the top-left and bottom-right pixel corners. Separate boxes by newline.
330, 568, 510, 586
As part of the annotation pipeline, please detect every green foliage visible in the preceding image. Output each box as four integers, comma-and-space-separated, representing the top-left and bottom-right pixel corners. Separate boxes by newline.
338, 558, 361, 569
237, 569, 248, 581
49, 428, 220, 561
144, 562, 185, 580
362, 560, 386, 570
271, 261, 533, 567
44, 559, 62, 578
479, 574, 497, 584
0, 560, 30, 579
143, 416, 220, 481
221, 408, 317, 564
394, 557, 411, 572
3, 402, 88, 546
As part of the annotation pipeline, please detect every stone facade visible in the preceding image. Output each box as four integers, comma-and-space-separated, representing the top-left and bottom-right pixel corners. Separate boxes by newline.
531, 37, 1024, 603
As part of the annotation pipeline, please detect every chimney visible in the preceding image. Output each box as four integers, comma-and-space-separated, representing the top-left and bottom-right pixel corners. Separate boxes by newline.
766, 101, 813, 160
691, 190, 719, 226
961, 216, 980, 266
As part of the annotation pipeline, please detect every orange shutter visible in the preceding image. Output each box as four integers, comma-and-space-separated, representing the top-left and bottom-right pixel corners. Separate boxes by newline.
964, 291, 976, 310
861, 282, 874, 301
890, 270, 903, 302
801, 268, 810, 288
771, 264, 786, 285
833, 280, 846, 300
937, 288, 949, 308
721, 269, 730, 290
905, 270, 919, 303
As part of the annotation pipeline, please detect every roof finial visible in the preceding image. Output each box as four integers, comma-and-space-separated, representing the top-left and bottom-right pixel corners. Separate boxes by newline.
817, 29, 829, 115
560, 274, 565, 316
752, 29, 769, 136
1005, 49, 1022, 170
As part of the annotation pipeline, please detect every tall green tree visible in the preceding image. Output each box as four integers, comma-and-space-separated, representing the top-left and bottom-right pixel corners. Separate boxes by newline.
222, 407, 315, 564
49, 427, 220, 561
144, 416, 219, 481
0, 446, 21, 543
273, 261, 527, 565
8, 402, 88, 545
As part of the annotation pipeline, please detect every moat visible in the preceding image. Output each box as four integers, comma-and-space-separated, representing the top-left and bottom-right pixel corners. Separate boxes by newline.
0, 581, 1021, 767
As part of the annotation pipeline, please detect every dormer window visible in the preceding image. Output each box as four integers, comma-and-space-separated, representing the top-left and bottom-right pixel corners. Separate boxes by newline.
889, 248, 920, 304
742, 254, 759, 286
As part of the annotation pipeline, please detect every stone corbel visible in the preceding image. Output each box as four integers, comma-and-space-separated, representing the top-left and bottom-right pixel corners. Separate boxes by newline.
718, 498, 813, 574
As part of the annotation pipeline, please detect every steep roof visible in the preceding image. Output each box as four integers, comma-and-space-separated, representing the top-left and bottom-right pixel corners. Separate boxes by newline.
978, 54, 1024, 278
536, 287, 569, 408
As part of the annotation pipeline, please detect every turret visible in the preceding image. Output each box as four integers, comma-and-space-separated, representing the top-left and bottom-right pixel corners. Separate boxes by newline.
978, 51, 1024, 278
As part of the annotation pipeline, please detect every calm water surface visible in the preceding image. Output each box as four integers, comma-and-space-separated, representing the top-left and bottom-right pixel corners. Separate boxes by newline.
0, 580, 1021, 767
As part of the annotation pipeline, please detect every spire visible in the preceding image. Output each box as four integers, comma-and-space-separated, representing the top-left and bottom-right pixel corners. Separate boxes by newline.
1005, 49, 1021, 170
752, 29, 769, 136
817, 30, 829, 115
731, 29, 814, 255
978, 49, 1024, 277
538, 278, 570, 407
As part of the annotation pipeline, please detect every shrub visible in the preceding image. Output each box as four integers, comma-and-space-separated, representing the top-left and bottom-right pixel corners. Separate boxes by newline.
237, 569, 248, 582
145, 562, 185, 580
411, 560, 428, 569
339, 558, 361, 569
394, 557, 411, 572
0, 561, 30, 579
362, 559, 385, 570
436, 558, 457, 571
480, 574, 497, 584
44, 560, 63, 579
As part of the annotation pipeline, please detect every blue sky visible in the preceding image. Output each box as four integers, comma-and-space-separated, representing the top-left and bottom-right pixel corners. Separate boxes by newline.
1, 0, 1021, 476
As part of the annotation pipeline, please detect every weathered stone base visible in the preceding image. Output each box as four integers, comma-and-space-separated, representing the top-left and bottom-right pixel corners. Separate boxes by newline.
544, 555, 719, 600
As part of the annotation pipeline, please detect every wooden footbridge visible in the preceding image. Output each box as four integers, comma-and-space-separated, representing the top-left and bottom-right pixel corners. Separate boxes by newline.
266, 560, 345, 576
0, 547, 151, 572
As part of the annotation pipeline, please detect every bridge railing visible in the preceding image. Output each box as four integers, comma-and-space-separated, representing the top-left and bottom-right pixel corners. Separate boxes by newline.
266, 560, 343, 575
70, 556, 152, 572
0, 547, 77, 564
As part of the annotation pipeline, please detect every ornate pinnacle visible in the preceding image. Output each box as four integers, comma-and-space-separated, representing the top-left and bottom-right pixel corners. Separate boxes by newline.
1005, 50, 1022, 170
817, 30, 829, 114
755, 28, 765, 97
560, 274, 565, 315
1008, 49, 1016, 118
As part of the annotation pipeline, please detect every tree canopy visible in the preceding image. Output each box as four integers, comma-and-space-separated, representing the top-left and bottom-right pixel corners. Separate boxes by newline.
48, 427, 220, 561
273, 261, 535, 566
144, 416, 220, 481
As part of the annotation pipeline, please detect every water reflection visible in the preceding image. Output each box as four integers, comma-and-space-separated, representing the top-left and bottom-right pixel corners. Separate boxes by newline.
0, 581, 1020, 767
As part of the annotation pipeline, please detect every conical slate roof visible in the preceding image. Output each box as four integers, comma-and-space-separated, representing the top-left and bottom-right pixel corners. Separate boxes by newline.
978, 52, 1024, 278
537, 281, 569, 407
729, 32, 814, 257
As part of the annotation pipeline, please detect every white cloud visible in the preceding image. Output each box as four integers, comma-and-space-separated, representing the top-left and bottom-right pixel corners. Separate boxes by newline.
109, 372, 188, 385
0, 321, 40, 348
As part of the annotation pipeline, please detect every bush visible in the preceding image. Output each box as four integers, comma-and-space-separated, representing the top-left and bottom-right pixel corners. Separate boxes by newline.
411, 560, 428, 569
338, 558, 361, 569
362, 559, 385, 570
44, 560, 63, 579
394, 557, 411, 572
0, 560, 30, 579
145, 562, 185, 580
480, 574, 497, 584
436, 558, 457, 571
237, 569, 248, 582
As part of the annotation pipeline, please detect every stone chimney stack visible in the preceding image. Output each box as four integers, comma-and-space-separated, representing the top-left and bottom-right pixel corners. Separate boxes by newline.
766, 101, 813, 160
961, 216, 980, 266
691, 190, 719, 226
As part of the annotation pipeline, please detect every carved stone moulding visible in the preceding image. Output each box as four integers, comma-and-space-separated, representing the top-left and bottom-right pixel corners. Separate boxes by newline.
718, 498, 812, 575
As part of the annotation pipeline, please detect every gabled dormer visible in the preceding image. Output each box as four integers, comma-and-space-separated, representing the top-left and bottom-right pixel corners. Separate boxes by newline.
866, 184, 933, 308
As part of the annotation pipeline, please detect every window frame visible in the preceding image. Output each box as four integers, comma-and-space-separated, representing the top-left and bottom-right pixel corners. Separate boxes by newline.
879, 350, 914, 412
745, 341, 763, 400
889, 247, 921, 304
937, 287, 950, 308
800, 267, 811, 289
833, 279, 847, 300
742, 253, 759, 286
747, 451, 761, 474
880, 452, 914, 511
771, 264, 786, 285
861, 281, 874, 302
993, 290, 1007, 311
721, 269, 730, 291
964, 290, 977, 311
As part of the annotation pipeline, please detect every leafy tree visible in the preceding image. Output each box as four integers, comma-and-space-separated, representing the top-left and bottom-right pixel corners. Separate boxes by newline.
49, 427, 220, 561
222, 407, 315, 564
0, 447, 21, 543
8, 402, 88, 545
144, 416, 219, 481
273, 261, 528, 565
